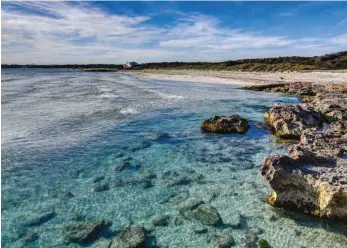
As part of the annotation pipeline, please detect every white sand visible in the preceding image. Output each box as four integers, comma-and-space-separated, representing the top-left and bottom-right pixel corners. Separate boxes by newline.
132, 69, 347, 86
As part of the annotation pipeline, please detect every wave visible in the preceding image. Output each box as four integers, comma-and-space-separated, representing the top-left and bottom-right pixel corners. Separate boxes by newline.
145, 89, 183, 100
120, 106, 140, 115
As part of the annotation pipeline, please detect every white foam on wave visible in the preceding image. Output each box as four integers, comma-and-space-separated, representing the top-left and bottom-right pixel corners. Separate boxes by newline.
120, 106, 140, 115
145, 88, 183, 100
156, 91, 184, 100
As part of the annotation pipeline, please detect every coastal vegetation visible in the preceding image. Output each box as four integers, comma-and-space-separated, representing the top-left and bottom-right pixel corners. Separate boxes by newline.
2, 51, 347, 72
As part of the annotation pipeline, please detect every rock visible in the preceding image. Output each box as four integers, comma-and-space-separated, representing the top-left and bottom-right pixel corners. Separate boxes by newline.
192, 224, 208, 234
148, 214, 170, 227
148, 132, 171, 141
191, 204, 223, 226
201, 115, 250, 134
261, 155, 347, 219
173, 216, 185, 226
261, 119, 347, 219
177, 198, 204, 213
94, 182, 110, 192
23, 232, 39, 245
92, 238, 112, 248
110, 226, 147, 248
264, 104, 323, 139
161, 191, 189, 204
115, 162, 131, 172
166, 175, 192, 186
243, 83, 285, 92
94, 175, 105, 183
295, 120, 347, 158
2, 226, 27, 242
212, 230, 235, 248
23, 209, 55, 226
62, 191, 75, 199
220, 213, 241, 228
249, 227, 263, 236
65, 220, 106, 244
141, 180, 153, 189
248, 82, 347, 219
239, 233, 258, 248
257, 239, 273, 248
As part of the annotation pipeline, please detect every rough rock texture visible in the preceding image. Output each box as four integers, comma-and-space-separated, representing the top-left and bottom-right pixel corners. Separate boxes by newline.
245, 82, 347, 123
264, 104, 323, 139
65, 220, 106, 244
212, 230, 235, 248
110, 226, 147, 248
261, 121, 347, 219
257, 239, 273, 248
23, 209, 55, 226
92, 238, 112, 248
247, 82, 347, 219
191, 204, 223, 226
201, 115, 250, 134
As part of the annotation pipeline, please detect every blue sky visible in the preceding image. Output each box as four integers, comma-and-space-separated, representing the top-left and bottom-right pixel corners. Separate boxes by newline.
2, 1, 347, 64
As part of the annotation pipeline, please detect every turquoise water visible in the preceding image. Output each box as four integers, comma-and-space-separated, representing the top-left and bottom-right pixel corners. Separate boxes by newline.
2, 69, 346, 247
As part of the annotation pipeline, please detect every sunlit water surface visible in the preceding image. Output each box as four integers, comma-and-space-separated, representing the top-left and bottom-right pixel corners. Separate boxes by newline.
2, 69, 346, 247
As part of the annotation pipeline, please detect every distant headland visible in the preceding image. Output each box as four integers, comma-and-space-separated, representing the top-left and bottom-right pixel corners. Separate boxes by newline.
2, 51, 347, 72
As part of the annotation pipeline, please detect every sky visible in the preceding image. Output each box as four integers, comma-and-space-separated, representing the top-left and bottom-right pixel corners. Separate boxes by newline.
2, 1, 347, 64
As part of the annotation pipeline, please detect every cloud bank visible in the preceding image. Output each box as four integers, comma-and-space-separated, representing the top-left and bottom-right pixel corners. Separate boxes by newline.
2, 2, 346, 64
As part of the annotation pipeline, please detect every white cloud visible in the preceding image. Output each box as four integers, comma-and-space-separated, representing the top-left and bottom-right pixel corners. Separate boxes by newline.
329, 34, 347, 46
1, 2, 347, 64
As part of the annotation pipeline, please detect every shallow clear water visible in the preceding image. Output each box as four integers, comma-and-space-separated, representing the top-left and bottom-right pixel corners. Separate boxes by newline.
2, 69, 346, 247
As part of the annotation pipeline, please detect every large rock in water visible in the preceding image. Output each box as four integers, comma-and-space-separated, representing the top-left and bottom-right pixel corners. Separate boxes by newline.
191, 204, 223, 226
110, 226, 147, 248
201, 115, 250, 134
264, 104, 323, 139
261, 120, 347, 219
65, 220, 106, 244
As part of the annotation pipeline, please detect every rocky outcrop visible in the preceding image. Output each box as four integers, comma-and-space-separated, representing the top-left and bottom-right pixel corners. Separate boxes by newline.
190, 204, 223, 226
23, 209, 55, 227
65, 220, 107, 244
261, 121, 347, 219
201, 115, 250, 134
257, 240, 273, 248
212, 230, 235, 248
264, 104, 323, 139
110, 226, 147, 248
246, 81, 347, 220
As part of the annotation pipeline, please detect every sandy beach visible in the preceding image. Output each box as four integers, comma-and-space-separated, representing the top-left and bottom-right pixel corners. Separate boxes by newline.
132, 69, 347, 85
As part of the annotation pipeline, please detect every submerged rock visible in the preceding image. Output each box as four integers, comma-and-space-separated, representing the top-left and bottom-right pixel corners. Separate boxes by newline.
264, 104, 323, 139
201, 115, 250, 134
65, 220, 107, 244
257, 239, 273, 248
23, 232, 39, 245
93, 182, 110, 192
23, 209, 55, 227
192, 224, 208, 234
110, 226, 147, 248
92, 238, 112, 248
191, 204, 223, 226
212, 230, 235, 248
239, 233, 258, 248
148, 214, 170, 227
177, 198, 204, 213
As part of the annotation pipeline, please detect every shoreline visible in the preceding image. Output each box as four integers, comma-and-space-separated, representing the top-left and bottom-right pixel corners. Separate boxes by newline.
127, 69, 347, 86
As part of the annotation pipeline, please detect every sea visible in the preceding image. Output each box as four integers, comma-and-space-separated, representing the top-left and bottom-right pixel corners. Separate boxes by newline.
1, 68, 346, 247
